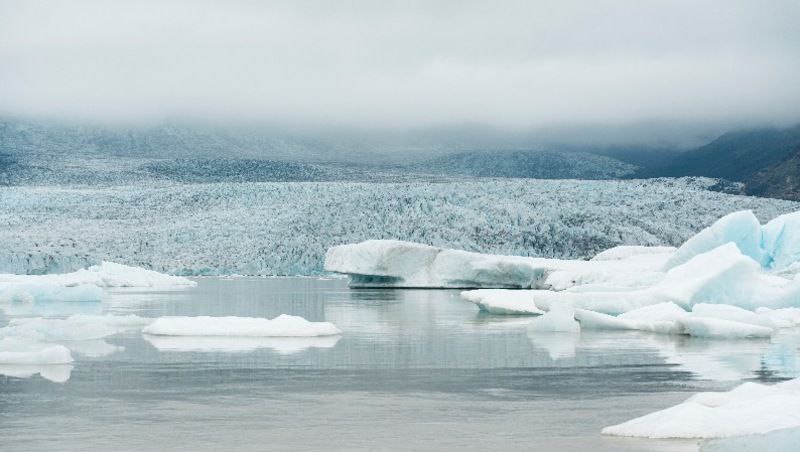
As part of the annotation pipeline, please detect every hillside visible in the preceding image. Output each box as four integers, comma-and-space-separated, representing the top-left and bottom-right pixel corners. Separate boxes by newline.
416, 150, 637, 179
648, 125, 800, 180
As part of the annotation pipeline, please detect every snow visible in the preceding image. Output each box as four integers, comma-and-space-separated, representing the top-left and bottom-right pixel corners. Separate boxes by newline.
602, 378, 800, 439
142, 314, 342, 337
0, 337, 73, 364
528, 304, 580, 333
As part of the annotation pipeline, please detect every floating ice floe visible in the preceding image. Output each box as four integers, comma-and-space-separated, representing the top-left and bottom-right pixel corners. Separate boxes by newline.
325, 240, 671, 289
142, 314, 342, 337
144, 335, 341, 355
0, 262, 195, 303
602, 378, 800, 439
0, 337, 73, 365
528, 304, 580, 333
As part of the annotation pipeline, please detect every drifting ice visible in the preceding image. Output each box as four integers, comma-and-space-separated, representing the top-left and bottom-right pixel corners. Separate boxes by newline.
0, 262, 195, 303
602, 378, 800, 438
143, 314, 342, 337
0, 337, 73, 364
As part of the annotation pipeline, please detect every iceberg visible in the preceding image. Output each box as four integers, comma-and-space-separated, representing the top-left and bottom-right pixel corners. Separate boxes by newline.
142, 314, 342, 337
144, 334, 341, 355
0, 261, 196, 289
325, 240, 671, 289
0, 337, 73, 364
464, 243, 800, 315
327, 210, 800, 291
664, 210, 768, 270
602, 378, 800, 439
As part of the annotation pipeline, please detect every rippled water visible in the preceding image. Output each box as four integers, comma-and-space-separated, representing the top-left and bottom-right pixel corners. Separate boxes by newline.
1, 277, 798, 451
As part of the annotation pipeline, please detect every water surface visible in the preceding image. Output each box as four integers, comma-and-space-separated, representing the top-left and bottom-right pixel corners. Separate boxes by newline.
1, 278, 798, 451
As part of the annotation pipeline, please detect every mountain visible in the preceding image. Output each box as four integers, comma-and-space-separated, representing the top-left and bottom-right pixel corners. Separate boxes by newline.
415, 150, 637, 179
745, 145, 800, 200
646, 125, 800, 180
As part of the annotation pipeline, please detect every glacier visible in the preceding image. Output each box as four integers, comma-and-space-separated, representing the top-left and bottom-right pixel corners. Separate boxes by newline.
142, 314, 342, 337
602, 378, 800, 439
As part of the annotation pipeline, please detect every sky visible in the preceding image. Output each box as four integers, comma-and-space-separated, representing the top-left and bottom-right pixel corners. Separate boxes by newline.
1, 0, 799, 142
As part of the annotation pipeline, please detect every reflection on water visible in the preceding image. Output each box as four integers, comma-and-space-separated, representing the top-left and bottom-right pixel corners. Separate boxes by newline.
0, 277, 798, 451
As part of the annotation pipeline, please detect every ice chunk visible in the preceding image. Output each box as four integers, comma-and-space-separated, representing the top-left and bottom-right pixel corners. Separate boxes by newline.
460, 289, 543, 315
528, 304, 580, 333
0, 337, 73, 364
755, 307, 800, 328
702, 427, 800, 452
142, 314, 342, 337
603, 378, 800, 438
144, 335, 341, 355
0, 262, 196, 289
664, 211, 767, 270
762, 211, 800, 271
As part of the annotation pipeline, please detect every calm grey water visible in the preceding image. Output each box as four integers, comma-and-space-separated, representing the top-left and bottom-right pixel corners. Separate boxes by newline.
2, 277, 799, 451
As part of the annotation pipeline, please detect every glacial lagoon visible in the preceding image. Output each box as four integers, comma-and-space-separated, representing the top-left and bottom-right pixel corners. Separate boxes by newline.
2, 277, 798, 451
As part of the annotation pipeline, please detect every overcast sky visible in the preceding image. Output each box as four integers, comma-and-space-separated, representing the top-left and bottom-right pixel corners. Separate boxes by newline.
1, 0, 799, 135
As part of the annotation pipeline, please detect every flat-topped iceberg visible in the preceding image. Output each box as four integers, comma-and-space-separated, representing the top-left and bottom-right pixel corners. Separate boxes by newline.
144, 335, 341, 355
602, 378, 800, 438
0, 262, 196, 289
0, 337, 73, 364
0, 262, 196, 303
325, 240, 670, 289
142, 314, 342, 337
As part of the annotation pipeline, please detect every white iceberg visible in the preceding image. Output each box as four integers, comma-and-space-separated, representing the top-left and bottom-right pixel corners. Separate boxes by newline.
144, 334, 341, 355
0, 337, 73, 364
326, 240, 671, 289
465, 243, 800, 315
602, 378, 800, 438
328, 209, 800, 293
0, 261, 196, 289
702, 427, 800, 451
142, 314, 342, 337
0, 262, 195, 304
